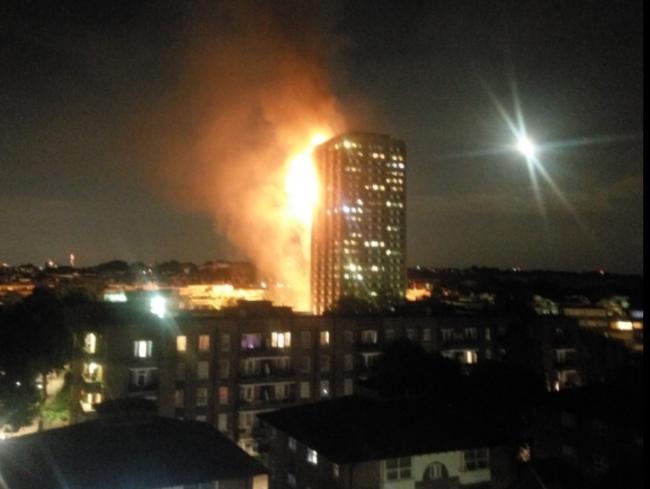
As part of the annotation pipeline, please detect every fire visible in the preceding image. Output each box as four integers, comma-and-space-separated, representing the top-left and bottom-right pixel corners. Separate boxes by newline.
284, 132, 329, 230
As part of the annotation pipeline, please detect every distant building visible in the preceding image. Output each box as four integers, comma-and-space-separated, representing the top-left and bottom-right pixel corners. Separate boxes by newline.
258, 396, 519, 489
0, 398, 267, 489
311, 132, 407, 314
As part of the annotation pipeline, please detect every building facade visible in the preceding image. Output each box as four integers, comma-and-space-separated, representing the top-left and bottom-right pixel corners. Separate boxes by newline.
72, 303, 509, 454
311, 132, 407, 314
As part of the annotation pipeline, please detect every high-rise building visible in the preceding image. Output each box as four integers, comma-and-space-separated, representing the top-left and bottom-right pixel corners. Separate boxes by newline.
311, 132, 407, 314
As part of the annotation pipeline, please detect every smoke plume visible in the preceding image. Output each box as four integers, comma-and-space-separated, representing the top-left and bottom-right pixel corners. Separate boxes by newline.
136, 2, 345, 310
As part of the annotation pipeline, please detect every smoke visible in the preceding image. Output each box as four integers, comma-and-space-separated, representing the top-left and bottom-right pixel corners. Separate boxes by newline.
135, 2, 345, 310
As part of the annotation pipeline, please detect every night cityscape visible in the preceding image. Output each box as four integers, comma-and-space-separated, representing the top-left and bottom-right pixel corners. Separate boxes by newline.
0, 2, 643, 489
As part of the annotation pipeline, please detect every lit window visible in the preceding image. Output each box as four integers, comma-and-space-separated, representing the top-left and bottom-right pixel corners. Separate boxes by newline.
385, 457, 411, 480
320, 380, 330, 398
133, 340, 152, 358
84, 333, 97, 353
198, 335, 210, 351
463, 448, 489, 471
320, 331, 330, 346
196, 387, 208, 407
218, 413, 228, 432
307, 448, 318, 465
219, 386, 229, 405
333, 464, 340, 479
361, 330, 378, 344
174, 389, 184, 408
176, 335, 187, 353
271, 332, 291, 348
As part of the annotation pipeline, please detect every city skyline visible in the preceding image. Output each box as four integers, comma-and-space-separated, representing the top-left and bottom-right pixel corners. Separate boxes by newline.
1, 1, 643, 274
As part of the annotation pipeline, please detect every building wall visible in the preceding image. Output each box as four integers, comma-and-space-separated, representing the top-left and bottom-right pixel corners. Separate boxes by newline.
72, 307, 585, 454
311, 133, 407, 314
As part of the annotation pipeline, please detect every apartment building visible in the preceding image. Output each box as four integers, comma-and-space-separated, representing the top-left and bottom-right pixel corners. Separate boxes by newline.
72, 302, 581, 454
258, 396, 518, 489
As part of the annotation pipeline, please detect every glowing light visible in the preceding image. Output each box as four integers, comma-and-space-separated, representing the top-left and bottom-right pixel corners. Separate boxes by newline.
516, 134, 537, 160
284, 131, 329, 231
613, 320, 633, 331
150, 296, 167, 318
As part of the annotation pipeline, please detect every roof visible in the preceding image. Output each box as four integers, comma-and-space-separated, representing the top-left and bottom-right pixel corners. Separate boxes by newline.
0, 416, 266, 489
258, 396, 519, 464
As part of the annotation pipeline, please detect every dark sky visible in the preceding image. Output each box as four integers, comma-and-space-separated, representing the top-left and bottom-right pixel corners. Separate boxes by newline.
1, 0, 643, 273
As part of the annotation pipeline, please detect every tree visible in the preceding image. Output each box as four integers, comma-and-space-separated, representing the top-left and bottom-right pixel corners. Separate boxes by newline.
0, 288, 74, 430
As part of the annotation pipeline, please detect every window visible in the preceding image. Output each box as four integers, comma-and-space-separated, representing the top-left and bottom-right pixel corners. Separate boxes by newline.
218, 413, 228, 432
301, 356, 312, 373
219, 386, 229, 405
485, 327, 492, 341
176, 335, 187, 353
561, 411, 576, 428
320, 331, 330, 346
221, 333, 231, 352
300, 381, 310, 399
196, 387, 208, 407
423, 328, 432, 342
344, 331, 354, 345
320, 380, 330, 397
174, 389, 184, 408
271, 331, 291, 348
463, 448, 489, 471
133, 340, 152, 358
198, 335, 210, 352
424, 462, 447, 480
130, 368, 154, 387
561, 444, 577, 458
320, 355, 330, 372
385, 329, 395, 342
219, 360, 230, 379
463, 350, 478, 364
464, 328, 478, 340
344, 378, 353, 395
301, 331, 312, 348
287, 473, 296, 487
344, 354, 354, 371
307, 448, 318, 465
333, 464, 340, 479
195, 415, 207, 422
84, 333, 97, 353
441, 329, 453, 342
197, 361, 210, 380
406, 328, 416, 341
385, 457, 411, 480
594, 455, 609, 473
361, 330, 378, 344
288, 436, 297, 451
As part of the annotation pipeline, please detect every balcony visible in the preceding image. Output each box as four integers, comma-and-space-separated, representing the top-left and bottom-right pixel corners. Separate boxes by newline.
239, 368, 295, 382
239, 394, 296, 408
240, 345, 292, 357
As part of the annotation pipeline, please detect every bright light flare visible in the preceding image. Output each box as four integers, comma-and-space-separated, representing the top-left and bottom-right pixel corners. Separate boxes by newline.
516, 134, 537, 160
284, 131, 330, 230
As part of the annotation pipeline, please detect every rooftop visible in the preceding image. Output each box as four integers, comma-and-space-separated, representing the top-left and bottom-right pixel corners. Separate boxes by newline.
0, 406, 266, 489
258, 396, 519, 464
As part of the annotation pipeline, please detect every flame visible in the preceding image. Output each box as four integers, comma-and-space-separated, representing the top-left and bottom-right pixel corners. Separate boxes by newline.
284, 132, 329, 231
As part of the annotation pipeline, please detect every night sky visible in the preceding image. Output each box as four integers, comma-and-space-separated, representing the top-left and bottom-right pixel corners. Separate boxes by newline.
1, 1, 643, 273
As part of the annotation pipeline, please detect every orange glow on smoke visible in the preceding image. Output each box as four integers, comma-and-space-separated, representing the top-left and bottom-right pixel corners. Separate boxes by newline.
284, 132, 329, 231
